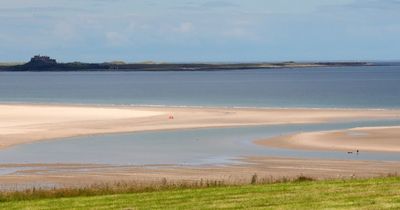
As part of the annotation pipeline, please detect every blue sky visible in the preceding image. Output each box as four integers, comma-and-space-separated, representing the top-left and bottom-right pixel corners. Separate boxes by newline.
0, 0, 399, 62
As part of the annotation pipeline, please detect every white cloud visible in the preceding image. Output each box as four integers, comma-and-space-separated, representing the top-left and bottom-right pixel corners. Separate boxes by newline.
175, 22, 193, 33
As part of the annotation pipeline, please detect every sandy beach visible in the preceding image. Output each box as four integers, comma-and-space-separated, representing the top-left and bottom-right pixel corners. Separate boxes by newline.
1, 104, 400, 189
256, 126, 400, 152
1, 104, 400, 149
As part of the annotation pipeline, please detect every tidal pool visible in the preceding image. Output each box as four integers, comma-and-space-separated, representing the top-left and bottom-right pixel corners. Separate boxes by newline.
0, 120, 400, 166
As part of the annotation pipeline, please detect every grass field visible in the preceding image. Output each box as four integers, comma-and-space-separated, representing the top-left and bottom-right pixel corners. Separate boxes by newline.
1, 177, 400, 209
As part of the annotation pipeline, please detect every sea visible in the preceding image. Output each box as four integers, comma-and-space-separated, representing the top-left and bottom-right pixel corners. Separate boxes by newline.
1, 66, 400, 108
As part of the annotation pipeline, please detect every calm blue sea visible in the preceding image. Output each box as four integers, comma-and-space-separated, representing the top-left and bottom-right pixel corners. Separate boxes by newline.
1, 66, 400, 108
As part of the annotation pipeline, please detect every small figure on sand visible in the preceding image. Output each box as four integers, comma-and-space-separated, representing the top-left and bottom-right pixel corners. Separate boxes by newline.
347, 150, 359, 155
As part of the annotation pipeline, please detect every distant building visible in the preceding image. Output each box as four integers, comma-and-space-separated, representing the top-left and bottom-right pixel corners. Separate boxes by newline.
29, 55, 57, 65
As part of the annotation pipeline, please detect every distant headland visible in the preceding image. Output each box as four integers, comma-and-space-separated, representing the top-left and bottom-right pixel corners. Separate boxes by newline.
0, 55, 390, 71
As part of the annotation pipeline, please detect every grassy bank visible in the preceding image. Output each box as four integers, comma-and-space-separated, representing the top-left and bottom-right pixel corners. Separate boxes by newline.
1, 177, 400, 209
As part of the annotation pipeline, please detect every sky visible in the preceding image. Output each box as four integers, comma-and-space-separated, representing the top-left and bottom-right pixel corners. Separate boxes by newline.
0, 0, 399, 62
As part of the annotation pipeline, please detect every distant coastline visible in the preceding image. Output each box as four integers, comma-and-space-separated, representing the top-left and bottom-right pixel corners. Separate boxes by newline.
0, 55, 389, 72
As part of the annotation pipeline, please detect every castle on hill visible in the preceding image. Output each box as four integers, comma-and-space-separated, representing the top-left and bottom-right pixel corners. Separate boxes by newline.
29, 55, 57, 65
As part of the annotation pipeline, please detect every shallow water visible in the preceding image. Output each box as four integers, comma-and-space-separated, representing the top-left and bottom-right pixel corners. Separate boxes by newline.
1, 120, 399, 166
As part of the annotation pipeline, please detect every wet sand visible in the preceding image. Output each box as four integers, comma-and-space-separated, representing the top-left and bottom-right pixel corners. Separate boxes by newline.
1, 156, 399, 190
1, 104, 400, 149
256, 126, 400, 152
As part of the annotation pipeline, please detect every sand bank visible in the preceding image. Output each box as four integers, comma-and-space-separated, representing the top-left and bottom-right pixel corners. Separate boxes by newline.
256, 126, 400, 152
1, 104, 400, 149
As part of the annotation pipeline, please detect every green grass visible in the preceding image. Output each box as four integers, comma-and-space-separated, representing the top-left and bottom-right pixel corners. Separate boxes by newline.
1, 177, 400, 209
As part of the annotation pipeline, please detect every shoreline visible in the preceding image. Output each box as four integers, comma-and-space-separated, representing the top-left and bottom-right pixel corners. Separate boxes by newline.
0, 101, 397, 111
0, 60, 373, 72
1, 103, 400, 150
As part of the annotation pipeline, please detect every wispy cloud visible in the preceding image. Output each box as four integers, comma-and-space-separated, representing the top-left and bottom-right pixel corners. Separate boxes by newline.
200, 1, 238, 9
170, 0, 239, 12
0, 0, 399, 62
345, 0, 400, 10
174, 22, 194, 33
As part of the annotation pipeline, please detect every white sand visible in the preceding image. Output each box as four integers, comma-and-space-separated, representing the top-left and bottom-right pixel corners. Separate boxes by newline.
256, 126, 400, 152
1, 104, 400, 149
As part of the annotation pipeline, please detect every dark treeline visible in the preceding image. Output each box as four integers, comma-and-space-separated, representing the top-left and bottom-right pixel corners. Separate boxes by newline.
0, 55, 379, 71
